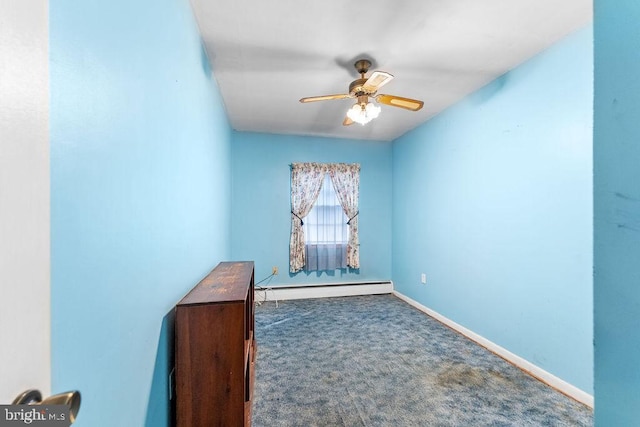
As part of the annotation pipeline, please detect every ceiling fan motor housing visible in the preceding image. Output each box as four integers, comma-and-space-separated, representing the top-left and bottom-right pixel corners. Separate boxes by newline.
350, 59, 375, 97
349, 78, 371, 97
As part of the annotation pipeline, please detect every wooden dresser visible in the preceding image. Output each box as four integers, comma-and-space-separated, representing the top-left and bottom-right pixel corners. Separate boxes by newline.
175, 261, 256, 426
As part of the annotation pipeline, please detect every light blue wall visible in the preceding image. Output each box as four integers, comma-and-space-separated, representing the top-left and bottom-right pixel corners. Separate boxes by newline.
50, 0, 231, 425
231, 132, 392, 285
392, 27, 593, 393
594, 1, 640, 423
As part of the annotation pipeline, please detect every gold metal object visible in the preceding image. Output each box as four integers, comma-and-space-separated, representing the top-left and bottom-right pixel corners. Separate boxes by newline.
12, 389, 42, 405
299, 58, 424, 122
354, 59, 372, 76
11, 390, 81, 424
348, 78, 369, 96
41, 391, 81, 424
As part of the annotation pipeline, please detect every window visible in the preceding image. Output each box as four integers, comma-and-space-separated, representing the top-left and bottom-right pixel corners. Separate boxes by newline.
289, 162, 359, 273
304, 174, 349, 245
303, 174, 349, 271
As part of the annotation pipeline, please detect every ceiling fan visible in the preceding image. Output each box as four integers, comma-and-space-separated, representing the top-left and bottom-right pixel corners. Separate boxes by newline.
299, 59, 424, 126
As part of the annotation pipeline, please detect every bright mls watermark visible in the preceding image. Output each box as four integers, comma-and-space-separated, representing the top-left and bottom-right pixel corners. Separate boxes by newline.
0, 405, 69, 426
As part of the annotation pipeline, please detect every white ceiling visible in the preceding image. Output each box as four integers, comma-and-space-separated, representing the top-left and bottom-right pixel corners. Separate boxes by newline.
189, 0, 592, 142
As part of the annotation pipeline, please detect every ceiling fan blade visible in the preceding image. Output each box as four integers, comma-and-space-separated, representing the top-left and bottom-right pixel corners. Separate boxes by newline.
299, 94, 351, 103
363, 71, 394, 92
343, 116, 354, 126
376, 94, 424, 111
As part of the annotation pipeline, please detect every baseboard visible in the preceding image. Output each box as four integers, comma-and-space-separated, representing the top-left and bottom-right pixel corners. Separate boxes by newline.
256, 281, 393, 302
392, 291, 594, 408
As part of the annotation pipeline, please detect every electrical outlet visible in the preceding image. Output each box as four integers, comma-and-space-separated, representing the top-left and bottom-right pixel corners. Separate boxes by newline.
421, 273, 427, 284
272, 266, 279, 275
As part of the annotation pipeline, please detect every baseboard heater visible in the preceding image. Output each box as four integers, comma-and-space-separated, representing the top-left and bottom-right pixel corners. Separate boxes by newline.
256, 281, 393, 302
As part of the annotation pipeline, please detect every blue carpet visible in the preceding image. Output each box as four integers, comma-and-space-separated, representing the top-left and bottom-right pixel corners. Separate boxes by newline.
253, 294, 592, 426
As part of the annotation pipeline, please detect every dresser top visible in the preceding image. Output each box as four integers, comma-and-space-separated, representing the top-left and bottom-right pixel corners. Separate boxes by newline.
177, 261, 254, 306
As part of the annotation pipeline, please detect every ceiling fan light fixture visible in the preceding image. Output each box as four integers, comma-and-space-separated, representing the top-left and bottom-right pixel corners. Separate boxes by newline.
300, 59, 422, 126
347, 102, 381, 125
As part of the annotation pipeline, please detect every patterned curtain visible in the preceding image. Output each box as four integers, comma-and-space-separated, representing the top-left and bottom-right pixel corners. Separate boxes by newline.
329, 163, 360, 269
289, 163, 327, 273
